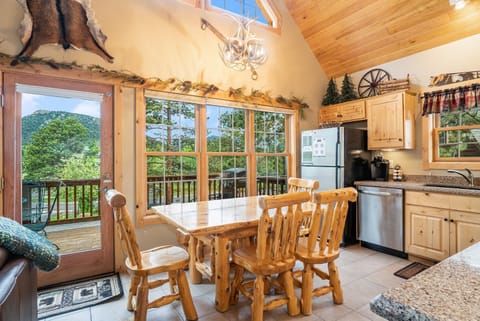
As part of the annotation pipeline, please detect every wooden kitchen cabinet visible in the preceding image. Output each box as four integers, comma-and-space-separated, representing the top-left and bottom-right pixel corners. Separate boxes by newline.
366, 91, 416, 150
405, 191, 480, 261
319, 99, 366, 124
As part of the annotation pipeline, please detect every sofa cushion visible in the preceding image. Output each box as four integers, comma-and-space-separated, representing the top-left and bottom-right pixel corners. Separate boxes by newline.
0, 217, 59, 271
0, 248, 8, 270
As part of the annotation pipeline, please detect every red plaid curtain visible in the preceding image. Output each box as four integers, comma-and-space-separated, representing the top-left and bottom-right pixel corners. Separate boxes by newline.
422, 84, 480, 115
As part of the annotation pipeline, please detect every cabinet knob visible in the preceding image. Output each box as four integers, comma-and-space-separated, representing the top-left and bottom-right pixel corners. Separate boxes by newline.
471, 238, 475, 243
450, 219, 454, 223
444, 218, 448, 222
419, 230, 423, 234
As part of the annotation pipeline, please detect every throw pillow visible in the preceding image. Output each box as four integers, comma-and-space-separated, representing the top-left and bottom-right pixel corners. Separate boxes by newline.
0, 217, 60, 271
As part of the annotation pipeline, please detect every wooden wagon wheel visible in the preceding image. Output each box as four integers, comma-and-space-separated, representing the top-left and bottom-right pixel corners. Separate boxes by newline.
358, 68, 391, 97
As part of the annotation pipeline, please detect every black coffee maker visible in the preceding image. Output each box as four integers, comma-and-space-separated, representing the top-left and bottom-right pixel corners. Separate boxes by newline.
371, 156, 389, 181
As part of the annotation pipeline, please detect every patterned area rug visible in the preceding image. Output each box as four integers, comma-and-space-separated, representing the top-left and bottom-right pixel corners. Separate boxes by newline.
38, 273, 123, 319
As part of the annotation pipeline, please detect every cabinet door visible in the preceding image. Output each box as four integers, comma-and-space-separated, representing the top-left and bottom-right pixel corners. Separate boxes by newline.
319, 105, 340, 123
450, 210, 480, 254
340, 100, 366, 122
405, 204, 449, 261
367, 93, 405, 149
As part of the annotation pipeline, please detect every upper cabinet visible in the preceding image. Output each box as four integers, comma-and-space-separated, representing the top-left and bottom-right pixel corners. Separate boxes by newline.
319, 100, 366, 124
366, 91, 416, 150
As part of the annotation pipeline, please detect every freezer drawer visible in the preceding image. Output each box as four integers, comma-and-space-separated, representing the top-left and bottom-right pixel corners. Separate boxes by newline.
358, 186, 404, 252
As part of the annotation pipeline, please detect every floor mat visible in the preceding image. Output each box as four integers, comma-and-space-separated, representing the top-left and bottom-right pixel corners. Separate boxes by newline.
37, 273, 123, 319
394, 262, 431, 279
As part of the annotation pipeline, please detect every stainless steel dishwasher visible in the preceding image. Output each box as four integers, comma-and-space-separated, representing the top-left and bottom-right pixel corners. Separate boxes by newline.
357, 185, 405, 257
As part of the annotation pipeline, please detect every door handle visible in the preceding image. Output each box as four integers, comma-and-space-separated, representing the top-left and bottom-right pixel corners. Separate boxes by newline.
358, 190, 392, 196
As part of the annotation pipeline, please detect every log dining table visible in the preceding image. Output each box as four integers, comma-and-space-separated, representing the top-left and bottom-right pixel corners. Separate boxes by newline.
153, 196, 313, 312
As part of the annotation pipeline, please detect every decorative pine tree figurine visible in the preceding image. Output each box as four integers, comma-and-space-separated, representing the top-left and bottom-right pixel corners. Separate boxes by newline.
322, 78, 340, 106
340, 73, 358, 102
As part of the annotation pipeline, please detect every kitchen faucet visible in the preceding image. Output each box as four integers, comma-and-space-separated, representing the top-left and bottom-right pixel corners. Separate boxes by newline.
447, 168, 475, 186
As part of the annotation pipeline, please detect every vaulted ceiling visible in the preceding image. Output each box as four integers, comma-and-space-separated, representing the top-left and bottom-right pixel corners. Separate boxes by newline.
285, 0, 480, 78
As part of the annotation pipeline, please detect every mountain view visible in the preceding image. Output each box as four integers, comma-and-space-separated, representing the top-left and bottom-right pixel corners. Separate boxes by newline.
22, 110, 100, 145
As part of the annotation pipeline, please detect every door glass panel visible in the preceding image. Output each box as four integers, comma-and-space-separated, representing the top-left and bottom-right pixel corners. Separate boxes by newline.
21, 92, 102, 255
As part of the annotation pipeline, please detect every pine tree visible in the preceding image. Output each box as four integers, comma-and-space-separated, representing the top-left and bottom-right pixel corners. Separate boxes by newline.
340, 74, 358, 102
322, 78, 340, 106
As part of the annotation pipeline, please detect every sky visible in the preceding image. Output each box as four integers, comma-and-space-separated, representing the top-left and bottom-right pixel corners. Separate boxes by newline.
21, 93, 100, 118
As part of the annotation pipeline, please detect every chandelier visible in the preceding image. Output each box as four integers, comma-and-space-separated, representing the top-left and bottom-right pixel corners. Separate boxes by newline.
201, 17, 268, 80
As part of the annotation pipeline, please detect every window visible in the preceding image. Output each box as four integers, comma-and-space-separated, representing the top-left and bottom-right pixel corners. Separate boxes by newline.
145, 99, 197, 206
433, 110, 480, 160
136, 91, 296, 225
184, 0, 281, 29
422, 82, 480, 170
255, 111, 288, 195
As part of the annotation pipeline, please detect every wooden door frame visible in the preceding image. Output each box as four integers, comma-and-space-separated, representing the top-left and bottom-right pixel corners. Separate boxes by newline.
3, 72, 114, 286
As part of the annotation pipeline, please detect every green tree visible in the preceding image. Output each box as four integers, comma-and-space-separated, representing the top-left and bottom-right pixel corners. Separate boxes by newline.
22, 117, 89, 179
340, 74, 358, 102
322, 78, 340, 106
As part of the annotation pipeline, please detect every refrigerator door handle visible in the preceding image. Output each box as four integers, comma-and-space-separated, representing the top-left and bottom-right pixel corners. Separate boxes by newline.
336, 169, 340, 189
336, 141, 341, 167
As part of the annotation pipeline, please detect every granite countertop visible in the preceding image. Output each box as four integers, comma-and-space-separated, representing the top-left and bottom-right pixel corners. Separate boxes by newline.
370, 242, 480, 321
354, 179, 480, 197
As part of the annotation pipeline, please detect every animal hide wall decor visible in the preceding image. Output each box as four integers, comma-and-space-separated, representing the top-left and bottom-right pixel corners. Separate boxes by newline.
16, 0, 114, 63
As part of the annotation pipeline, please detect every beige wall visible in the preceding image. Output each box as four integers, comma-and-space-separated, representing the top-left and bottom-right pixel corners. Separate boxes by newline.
344, 34, 480, 178
0, 0, 326, 247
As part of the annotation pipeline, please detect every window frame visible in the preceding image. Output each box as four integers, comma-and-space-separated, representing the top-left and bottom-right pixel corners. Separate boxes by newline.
422, 113, 480, 170
183, 0, 282, 32
136, 89, 297, 226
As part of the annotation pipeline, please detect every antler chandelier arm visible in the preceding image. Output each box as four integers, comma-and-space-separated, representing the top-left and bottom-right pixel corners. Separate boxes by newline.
200, 17, 267, 80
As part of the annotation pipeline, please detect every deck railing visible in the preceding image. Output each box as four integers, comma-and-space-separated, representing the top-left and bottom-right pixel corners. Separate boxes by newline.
24, 175, 287, 225
147, 175, 287, 206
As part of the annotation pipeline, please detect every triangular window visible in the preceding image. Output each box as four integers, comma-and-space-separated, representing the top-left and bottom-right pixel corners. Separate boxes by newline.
183, 0, 280, 29
210, 0, 273, 26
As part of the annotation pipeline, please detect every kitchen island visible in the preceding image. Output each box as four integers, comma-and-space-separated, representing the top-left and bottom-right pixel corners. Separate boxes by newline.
370, 241, 480, 320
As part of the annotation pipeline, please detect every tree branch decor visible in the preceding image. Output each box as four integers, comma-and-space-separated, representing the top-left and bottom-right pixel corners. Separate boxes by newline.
0, 52, 309, 117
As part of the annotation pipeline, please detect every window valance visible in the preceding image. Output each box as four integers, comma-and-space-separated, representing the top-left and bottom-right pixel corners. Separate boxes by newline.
422, 83, 480, 115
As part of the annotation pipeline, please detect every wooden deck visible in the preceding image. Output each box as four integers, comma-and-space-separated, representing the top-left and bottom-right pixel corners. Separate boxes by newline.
45, 222, 101, 254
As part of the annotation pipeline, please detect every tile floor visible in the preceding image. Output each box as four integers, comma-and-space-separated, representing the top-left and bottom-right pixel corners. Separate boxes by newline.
40, 245, 410, 321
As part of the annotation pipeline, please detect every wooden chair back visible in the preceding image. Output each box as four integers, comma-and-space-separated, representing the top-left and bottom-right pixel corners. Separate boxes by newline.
105, 189, 143, 269
288, 177, 320, 236
305, 187, 357, 257
287, 177, 319, 198
256, 191, 311, 262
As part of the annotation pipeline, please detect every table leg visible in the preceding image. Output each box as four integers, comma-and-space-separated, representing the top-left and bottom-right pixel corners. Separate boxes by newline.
214, 235, 230, 312
188, 236, 202, 283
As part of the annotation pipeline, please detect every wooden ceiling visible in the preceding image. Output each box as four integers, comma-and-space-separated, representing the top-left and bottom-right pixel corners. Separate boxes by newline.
286, 0, 480, 78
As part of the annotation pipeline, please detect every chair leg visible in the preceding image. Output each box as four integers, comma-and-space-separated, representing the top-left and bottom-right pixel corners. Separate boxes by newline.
168, 271, 177, 295
282, 271, 300, 316
301, 264, 313, 315
134, 277, 148, 321
328, 261, 343, 304
229, 265, 244, 305
177, 269, 198, 321
128, 275, 141, 311
251, 275, 265, 321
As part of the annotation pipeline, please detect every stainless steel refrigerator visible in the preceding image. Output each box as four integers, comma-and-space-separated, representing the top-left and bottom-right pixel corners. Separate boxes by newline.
300, 127, 371, 244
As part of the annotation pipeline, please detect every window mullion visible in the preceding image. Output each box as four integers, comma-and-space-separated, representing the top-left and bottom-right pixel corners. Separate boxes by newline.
246, 110, 257, 195
198, 104, 209, 201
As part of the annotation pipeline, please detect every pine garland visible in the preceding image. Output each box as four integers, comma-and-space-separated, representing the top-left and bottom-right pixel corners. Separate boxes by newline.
0, 52, 310, 117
